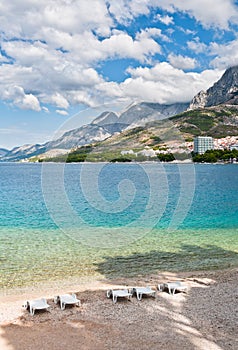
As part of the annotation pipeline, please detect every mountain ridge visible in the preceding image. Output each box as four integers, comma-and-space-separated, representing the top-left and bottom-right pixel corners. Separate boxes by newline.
0, 148, 9, 158
2, 65, 238, 162
1, 101, 188, 161
37, 105, 238, 163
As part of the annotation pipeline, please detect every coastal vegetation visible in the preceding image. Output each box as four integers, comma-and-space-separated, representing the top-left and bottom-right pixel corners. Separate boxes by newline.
192, 149, 238, 163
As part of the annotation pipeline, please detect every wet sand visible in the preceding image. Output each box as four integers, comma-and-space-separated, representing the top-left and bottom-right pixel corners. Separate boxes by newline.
0, 268, 237, 350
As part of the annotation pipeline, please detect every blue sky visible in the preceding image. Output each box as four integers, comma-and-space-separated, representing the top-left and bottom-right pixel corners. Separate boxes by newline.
0, 0, 238, 149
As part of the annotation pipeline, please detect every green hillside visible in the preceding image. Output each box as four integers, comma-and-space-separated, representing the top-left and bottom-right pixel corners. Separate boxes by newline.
37, 105, 238, 162
171, 105, 238, 138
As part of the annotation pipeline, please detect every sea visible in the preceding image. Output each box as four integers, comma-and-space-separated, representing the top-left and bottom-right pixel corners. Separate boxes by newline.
0, 162, 238, 290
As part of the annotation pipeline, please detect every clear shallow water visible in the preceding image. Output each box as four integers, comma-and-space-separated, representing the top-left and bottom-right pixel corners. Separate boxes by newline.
0, 162, 238, 289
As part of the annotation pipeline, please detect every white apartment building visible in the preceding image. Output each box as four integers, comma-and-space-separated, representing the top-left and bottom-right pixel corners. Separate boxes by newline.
194, 136, 214, 154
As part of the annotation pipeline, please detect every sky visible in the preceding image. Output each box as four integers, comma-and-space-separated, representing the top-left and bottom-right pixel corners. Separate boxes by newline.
0, 0, 238, 149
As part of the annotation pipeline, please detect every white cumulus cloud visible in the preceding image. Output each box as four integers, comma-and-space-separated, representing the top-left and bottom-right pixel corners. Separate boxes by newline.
168, 54, 197, 70
108, 0, 238, 29
0, 0, 237, 112
187, 38, 207, 53
2, 85, 41, 111
209, 40, 238, 69
98, 63, 224, 104
51, 93, 69, 109
155, 0, 238, 29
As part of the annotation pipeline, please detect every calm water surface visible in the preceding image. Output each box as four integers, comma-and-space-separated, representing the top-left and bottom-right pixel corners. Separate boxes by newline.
0, 162, 237, 289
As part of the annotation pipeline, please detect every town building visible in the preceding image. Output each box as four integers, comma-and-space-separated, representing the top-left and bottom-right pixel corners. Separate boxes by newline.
230, 144, 238, 151
194, 136, 214, 154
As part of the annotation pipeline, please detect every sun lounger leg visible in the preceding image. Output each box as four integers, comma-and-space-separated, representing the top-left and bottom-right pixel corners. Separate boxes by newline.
30, 307, 35, 316
113, 295, 117, 303
137, 292, 142, 301
157, 284, 163, 291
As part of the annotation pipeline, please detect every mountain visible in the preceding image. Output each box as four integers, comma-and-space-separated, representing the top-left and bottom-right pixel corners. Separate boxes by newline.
1, 124, 112, 162
91, 111, 119, 126
3, 65, 238, 162
91, 111, 127, 134
118, 102, 189, 127
189, 65, 238, 109
45, 124, 112, 149
0, 148, 8, 158
1, 102, 188, 161
2, 144, 47, 162
44, 105, 238, 163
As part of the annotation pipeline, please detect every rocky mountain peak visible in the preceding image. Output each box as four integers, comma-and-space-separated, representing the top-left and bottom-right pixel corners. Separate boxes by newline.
189, 65, 238, 109
119, 101, 189, 126
188, 90, 208, 110
91, 111, 119, 126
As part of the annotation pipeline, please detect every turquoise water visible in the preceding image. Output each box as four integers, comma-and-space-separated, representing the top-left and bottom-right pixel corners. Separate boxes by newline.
0, 163, 238, 289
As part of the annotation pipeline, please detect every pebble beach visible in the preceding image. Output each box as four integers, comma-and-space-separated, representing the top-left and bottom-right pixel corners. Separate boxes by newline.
0, 268, 237, 350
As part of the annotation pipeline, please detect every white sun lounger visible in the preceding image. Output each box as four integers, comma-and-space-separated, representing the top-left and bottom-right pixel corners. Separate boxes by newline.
132, 286, 156, 300
23, 298, 50, 316
158, 281, 187, 295
107, 289, 132, 303
54, 293, 81, 310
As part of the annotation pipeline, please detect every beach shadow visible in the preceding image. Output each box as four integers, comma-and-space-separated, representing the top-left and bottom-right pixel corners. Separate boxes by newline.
94, 244, 238, 279
0, 321, 105, 350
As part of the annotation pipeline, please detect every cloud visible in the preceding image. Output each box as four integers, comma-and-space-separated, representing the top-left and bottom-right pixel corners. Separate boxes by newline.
0, 27, 163, 110
187, 38, 207, 53
56, 110, 69, 116
42, 106, 49, 113
0, 53, 9, 63
108, 0, 238, 29
0, 0, 113, 39
51, 93, 69, 109
136, 27, 170, 43
97, 63, 223, 104
99, 29, 162, 62
156, 0, 238, 29
188, 38, 238, 69
168, 54, 197, 70
20, 94, 41, 111
107, 0, 150, 24
0, 1, 237, 44
156, 14, 174, 25
2, 85, 41, 111
0, 0, 237, 112
209, 40, 238, 69
178, 27, 196, 36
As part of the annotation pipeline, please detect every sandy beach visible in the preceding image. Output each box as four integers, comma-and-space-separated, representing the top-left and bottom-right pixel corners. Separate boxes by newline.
0, 268, 237, 350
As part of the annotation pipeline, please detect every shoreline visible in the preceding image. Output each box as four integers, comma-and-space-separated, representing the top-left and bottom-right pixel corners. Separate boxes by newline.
2, 160, 238, 164
0, 267, 237, 349
0, 265, 236, 303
